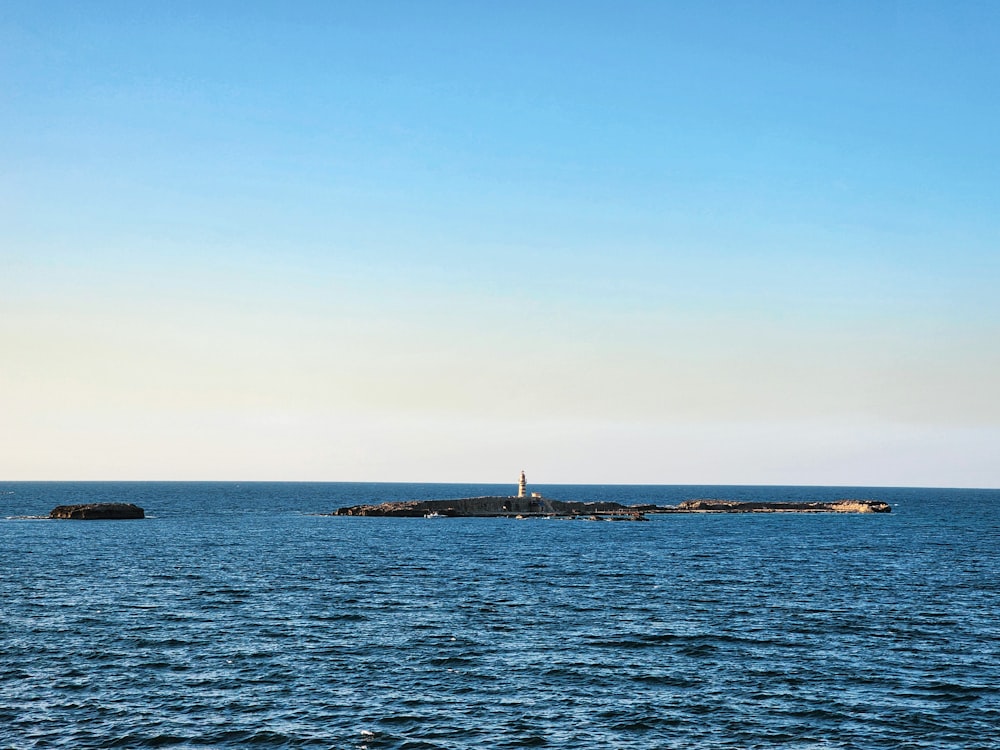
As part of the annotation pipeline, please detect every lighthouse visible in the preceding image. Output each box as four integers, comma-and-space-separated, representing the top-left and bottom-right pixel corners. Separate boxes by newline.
517, 470, 527, 498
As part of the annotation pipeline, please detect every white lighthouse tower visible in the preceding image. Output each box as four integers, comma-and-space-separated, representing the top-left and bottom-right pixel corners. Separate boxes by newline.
517, 470, 527, 498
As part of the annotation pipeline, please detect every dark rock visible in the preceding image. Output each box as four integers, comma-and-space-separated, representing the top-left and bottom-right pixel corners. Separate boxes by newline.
49, 503, 145, 520
335, 501, 426, 517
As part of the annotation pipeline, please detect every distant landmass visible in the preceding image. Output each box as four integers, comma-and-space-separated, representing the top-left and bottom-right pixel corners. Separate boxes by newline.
330, 473, 889, 519
333, 496, 891, 518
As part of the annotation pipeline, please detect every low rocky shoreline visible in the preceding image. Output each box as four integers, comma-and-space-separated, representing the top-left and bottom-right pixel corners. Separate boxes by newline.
667, 499, 891, 513
332, 496, 891, 518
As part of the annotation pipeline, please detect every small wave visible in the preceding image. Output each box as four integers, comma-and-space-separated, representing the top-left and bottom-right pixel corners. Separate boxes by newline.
427, 656, 478, 667
631, 674, 701, 687
904, 681, 989, 703
610, 714, 685, 731
677, 642, 717, 657
376, 714, 425, 726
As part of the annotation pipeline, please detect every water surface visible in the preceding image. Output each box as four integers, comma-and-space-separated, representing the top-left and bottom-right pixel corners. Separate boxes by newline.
2, 483, 998, 748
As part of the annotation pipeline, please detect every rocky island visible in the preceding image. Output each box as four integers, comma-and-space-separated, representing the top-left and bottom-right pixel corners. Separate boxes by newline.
49, 503, 145, 520
333, 497, 890, 518
332, 472, 890, 519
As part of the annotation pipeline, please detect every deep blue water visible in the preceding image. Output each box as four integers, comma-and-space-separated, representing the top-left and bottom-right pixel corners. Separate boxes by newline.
2, 482, 999, 749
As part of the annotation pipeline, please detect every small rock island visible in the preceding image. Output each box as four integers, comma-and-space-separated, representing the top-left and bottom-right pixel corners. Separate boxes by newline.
332, 472, 891, 519
49, 503, 145, 520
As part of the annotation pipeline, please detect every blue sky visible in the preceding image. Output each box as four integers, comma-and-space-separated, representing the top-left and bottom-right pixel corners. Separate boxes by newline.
2, 2, 998, 485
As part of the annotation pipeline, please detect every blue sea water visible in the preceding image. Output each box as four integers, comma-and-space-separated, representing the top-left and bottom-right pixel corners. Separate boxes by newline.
2, 482, 999, 749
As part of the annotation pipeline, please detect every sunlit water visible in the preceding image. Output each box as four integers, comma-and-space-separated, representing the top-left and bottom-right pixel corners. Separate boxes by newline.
3, 482, 999, 749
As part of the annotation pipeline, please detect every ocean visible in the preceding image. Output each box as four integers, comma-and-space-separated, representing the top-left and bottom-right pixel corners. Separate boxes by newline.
2, 482, 998, 749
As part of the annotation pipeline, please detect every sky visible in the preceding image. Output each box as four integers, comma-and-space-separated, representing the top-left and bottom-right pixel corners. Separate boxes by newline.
2, 1, 999, 486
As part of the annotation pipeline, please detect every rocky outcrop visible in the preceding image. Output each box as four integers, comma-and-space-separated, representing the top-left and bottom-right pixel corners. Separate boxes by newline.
829, 500, 892, 513
673, 499, 891, 513
336, 501, 428, 517
49, 503, 145, 520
